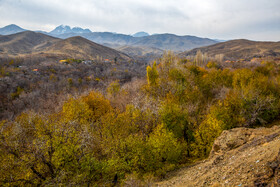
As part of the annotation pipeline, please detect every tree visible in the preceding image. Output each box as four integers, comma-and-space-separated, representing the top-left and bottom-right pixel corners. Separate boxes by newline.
146, 62, 159, 87
107, 80, 120, 97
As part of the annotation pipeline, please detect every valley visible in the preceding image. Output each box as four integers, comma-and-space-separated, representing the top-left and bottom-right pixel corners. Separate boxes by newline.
0, 24, 280, 186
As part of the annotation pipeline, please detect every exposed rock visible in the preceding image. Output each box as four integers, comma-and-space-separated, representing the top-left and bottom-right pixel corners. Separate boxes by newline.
155, 125, 280, 187
210, 126, 280, 157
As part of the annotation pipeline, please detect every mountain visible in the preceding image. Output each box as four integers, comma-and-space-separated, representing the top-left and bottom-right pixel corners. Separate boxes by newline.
0, 24, 26, 35
53, 32, 218, 52
132, 32, 149, 37
56, 32, 137, 45
180, 39, 280, 60
49, 25, 92, 35
0, 24, 219, 52
214, 39, 227, 42
132, 34, 218, 51
0, 31, 131, 61
35, 30, 49, 35
115, 45, 164, 62
72, 27, 91, 34
43, 36, 130, 61
0, 31, 59, 55
116, 45, 164, 57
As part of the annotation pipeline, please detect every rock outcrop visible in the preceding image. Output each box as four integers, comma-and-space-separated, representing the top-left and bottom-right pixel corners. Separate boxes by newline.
155, 125, 280, 186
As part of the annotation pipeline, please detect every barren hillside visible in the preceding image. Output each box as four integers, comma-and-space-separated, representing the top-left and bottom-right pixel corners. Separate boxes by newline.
155, 124, 280, 186
0, 31, 131, 61
43, 36, 131, 61
181, 39, 280, 60
0, 31, 59, 55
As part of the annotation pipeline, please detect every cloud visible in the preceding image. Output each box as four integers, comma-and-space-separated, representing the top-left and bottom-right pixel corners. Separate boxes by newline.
0, 0, 279, 41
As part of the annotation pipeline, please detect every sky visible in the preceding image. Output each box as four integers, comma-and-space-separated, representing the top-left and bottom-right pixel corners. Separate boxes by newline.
0, 0, 280, 41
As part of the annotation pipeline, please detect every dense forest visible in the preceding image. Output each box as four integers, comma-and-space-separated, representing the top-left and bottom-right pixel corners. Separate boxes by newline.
0, 53, 280, 186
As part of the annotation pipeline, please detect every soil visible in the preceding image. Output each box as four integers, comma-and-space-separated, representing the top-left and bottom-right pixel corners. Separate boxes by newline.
154, 124, 280, 187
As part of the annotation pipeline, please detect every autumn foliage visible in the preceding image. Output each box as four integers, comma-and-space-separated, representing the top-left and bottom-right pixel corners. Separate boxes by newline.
1, 54, 280, 185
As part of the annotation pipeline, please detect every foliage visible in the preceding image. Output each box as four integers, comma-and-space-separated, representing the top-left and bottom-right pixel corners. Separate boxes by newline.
107, 80, 120, 97
146, 61, 159, 87
11, 86, 24, 100
1, 54, 280, 186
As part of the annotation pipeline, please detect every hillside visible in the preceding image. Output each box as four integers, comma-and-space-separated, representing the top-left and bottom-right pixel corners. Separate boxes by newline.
0, 31, 131, 61
133, 31, 150, 37
0, 24, 219, 52
52, 32, 218, 51
181, 39, 280, 60
53, 32, 137, 45
43, 36, 131, 61
1, 51, 280, 186
132, 34, 217, 51
115, 45, 164, 62
49, 25, 91, 35
0, 24, 26, 35
0, 31, 59, 55
155, 124, 280, 186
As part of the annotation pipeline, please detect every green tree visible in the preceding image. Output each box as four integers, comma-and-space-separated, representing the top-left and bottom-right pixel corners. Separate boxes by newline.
147, 62, 159, 87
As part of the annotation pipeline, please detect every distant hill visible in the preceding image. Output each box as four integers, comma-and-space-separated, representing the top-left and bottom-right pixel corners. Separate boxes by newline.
57, 32, 137, 45
0, 24, 219, 52
49, 25, 92, 36
0, 31, 59, 55
131, 34, 218, 51
116, 45, 164, 56
43, 36, 131, 61
35, 30, 49, 35
0, 31, 131, 61
0, 24, 26, 35
115, 45, 164, 62
132, 32, 149, 37
53, 32, 218, 52
180, 39, 280, 60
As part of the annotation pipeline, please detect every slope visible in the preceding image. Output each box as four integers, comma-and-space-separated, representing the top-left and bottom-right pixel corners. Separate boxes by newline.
43, 36, 131, 61
56, 32, 137, 45
0, 24, 26, 35
0, 32, 131, 61
181, 39, 280, 60
155, 124, 280, 186
0, 31, 60, 55
0, 24, 220, 52
115, 45, 164, 62
132, 34, 217, 51
53, 33, 218, 52
116, 45, 164, 57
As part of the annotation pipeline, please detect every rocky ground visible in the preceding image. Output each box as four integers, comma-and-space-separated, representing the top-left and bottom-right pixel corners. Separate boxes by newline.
154, 124, 280, 187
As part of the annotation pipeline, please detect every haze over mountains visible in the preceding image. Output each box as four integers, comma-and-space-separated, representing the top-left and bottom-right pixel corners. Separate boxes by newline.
49, 25, 92, 35
0, 24, 218, 52
1, 24, 280, 62
0, 24, 26, 35
0, 31, 130, 61
132, 32, 149, 37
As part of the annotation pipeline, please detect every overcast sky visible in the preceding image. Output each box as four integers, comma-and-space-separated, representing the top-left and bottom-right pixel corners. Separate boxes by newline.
0, 0, 279, 41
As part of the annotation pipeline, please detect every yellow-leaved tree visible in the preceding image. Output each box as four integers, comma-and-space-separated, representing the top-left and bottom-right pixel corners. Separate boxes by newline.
146, 62, 159, 87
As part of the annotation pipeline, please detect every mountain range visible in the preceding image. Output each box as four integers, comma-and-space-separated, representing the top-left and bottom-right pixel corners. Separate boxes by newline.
0, 31, 131, 61
0, 24, 26, 35
132, 32, 149, 37
1, 24, 279, 62
0, 24, 218, 52
49, 25, 92, 35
